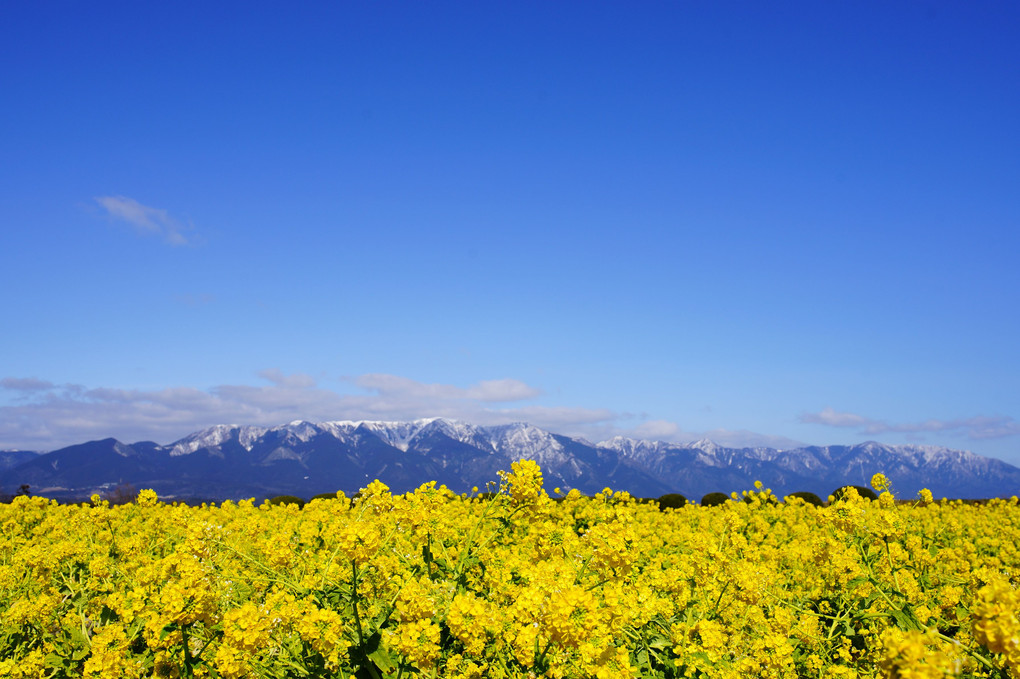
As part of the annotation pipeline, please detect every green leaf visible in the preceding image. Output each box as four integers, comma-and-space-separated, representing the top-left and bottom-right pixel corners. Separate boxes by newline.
367, 646, 399, 676
648, 636, 670, 650
890, 605, 922, 631
72, 645, 91, 661
44, 651, 70, 670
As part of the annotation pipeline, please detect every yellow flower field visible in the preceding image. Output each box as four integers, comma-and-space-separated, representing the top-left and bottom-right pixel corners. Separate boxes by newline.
1, 461, 1018, 678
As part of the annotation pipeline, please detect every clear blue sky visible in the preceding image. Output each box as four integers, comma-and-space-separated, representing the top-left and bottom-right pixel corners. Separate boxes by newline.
3, 2, 1019, 466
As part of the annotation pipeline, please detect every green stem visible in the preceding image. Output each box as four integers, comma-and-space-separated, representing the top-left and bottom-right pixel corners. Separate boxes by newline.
319, 541, 346, 592
452, 492, 503, 579
884, 538, 901, 593
535, 636, 555, 669
350, 559, 383, 679
824, 609, 847, 641
213, 538, 298, 590
180, 623, 194, 678
710, 580, 730, 617
351, 561, 365, 647
930, 631, 997, 672
574, 554, 595, 585
637, 630, 657, 676
856, 542, 899, 610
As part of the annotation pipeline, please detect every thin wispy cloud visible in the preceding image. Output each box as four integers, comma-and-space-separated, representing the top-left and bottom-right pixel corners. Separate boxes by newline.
173, 293, 216, 307
800, 407, 1020, 440
0, 377, 55, 392
257, 369, 318, 389
623, 419, 797, 449
94, 195, 194, 246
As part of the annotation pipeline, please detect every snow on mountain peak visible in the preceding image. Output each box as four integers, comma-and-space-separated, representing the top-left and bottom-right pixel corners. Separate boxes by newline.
113, 441, 135, 458
169, 424, 268, 455
237, 426, 265, 451
169, 424, 237, 456
325, 418, 444, 451
597, 436, 666, 458
688, 439, 723, 455
275, 420, 322, 443
486, 422, 567, 464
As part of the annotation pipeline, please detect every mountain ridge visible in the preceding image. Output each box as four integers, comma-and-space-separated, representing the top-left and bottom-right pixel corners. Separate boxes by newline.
2, 418, 1018, 501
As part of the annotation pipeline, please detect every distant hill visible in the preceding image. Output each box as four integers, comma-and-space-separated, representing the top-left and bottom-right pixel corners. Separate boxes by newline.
0, 450, 39, 471
2, 419, 1018, 501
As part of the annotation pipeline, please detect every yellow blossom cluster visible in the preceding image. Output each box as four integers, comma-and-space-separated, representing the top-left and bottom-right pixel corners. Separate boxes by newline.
1, 468, 1019, 678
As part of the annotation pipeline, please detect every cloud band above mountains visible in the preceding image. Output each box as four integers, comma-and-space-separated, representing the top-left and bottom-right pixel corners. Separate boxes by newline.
0, 372, 611, 452
0, 372, 804, 453
800, 407, 1020, 440
4, 375, 1014, 455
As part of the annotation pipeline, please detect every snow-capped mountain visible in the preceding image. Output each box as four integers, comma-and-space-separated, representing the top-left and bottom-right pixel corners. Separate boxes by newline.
2, 419, 1018, 502
598, 436, 1020, 500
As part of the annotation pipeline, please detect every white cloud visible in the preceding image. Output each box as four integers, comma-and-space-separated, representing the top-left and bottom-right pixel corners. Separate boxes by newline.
630, 419, 682, 440
466, 378, 543, 402
801, 407, 871, 429
800, 407, 1020, 440
353, 374, 468, 401
95, 195, 193, 246
353, 374, 540, 403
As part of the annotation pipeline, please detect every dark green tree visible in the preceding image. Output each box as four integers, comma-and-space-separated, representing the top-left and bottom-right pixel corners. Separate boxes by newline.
786, 491, 825, 507
700, 492, 730, 507
831, 485, 878, 502
268, 495, 306, 508
657, 493, 688, 510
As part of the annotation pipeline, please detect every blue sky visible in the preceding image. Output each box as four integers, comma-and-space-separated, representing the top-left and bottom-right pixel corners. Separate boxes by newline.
2, 2, 1019, 465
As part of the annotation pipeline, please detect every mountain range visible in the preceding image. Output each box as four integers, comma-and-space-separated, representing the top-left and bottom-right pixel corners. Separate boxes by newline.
2, 418, 1018, 502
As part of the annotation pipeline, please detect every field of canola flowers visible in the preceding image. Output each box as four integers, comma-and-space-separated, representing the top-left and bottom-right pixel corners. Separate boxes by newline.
1, 461, 1019, 679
